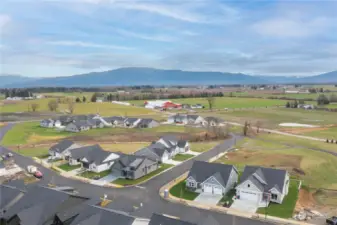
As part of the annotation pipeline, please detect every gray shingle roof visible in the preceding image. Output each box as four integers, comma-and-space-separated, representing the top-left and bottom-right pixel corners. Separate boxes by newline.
188, 161, 237, 187
149, 214, 197, 225
124, 118, 139, 124
70, 145, 116, 165
239, 166, 288, 193
50, 140, 75, 153
69, 205, 135, 225
0, 183, 25, 211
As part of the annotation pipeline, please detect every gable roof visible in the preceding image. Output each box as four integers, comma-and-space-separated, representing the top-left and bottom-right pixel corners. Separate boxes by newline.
239, 166, 288, 193
0, 183, 25, 211
124, 117, 140, 124
188, 161, 238, 188
149, 214, 196, 225
49, 140, 75, 153
69, 205, 135, 225
71, 144, 118, 165
68, 120, 91, 129
116, 154, 155, 170
137, 118, 157, 126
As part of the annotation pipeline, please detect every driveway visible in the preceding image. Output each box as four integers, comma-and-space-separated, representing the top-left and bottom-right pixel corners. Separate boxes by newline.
230, 199, 258, 213
165, 159, 181, 165
183, 150, 200, 156
98, 173, 120, 182
194, 192, 223, 206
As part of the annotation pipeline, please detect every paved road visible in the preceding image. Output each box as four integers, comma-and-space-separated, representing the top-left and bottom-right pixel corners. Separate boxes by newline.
0, 123, 274, 225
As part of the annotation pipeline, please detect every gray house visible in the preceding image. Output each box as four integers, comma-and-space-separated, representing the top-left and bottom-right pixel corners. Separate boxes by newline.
186, 161, 239, 195
124, 118, 141, 128
65, 121, 91, 132
236, 166, 290, 207
137, 119, 160, 128
111, 154, 159, 180
48, 140, 81, 160
40, 119, 54, 128
135, 142, 170, 162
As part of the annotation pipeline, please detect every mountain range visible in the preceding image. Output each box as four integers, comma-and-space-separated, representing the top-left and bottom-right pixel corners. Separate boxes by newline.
1, 68, 337, 88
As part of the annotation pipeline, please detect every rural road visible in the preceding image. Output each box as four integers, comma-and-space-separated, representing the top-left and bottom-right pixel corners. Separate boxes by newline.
0, 123, 274, 225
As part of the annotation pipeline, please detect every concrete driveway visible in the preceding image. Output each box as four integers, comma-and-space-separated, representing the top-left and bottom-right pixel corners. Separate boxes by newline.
98, 173, 120, 183
230, 199, 258, 213
165, 159, 181, 165
194, 193, 223, 206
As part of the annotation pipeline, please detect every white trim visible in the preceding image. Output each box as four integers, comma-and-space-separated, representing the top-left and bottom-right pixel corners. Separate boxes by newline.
236, 179, 262, 193
201, 176, 226, 190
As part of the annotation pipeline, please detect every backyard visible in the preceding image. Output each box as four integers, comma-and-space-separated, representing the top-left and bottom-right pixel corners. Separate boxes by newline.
112, 163, 173, 186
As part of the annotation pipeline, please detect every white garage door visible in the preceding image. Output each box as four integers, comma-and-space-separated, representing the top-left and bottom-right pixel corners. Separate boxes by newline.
240, 191, 259, 202
161, 154, 169, 162
204, 184, 213, 193
213, 186, 223, 195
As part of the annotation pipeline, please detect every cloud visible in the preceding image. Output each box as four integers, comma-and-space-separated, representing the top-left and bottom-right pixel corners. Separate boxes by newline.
252, 17, 331, 38
0, 14, 11, 33
115, 29, 175, 42
46, 41, 133, 50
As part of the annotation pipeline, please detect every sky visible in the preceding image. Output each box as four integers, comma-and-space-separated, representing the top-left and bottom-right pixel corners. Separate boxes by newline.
0, 0, 337, 78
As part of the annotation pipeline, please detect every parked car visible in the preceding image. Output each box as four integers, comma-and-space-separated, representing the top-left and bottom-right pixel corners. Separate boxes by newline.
326, 216, 337, 225
34, 171, 43, 179
7, 153, 13, 157
27, 165, 43, 179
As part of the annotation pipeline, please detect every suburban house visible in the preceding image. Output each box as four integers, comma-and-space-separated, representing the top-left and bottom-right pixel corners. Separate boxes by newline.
168, 114, 206, 125
48, 140, 81, 160
111, 154, 159, 180
124, 118, 141, 128
137, 119, 160, 128
109, 116, 127, 126
54, 115, 74, 128
186, 161, 239, 195
135, 136, 189, 163
40, 119, 55, 128
204, 117, 224, 127
87, 118, 105, 129
235, 166, 290, 207
69, 145, 120, 173
298, 104, 315, 110
65, 121, 91, 132
149, 213, 197, 225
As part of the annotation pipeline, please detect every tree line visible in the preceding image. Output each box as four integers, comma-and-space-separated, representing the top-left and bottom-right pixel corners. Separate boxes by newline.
4, 89, 33, 98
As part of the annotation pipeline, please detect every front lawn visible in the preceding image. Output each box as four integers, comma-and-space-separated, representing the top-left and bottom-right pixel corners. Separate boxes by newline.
257, 180, 299, 218
169, 180, 199, 201
112, 163, 172, 186
58, 163, 81, 171
172, 154, 194, 161
218, 189, 236, 206
80, 170, 111, 179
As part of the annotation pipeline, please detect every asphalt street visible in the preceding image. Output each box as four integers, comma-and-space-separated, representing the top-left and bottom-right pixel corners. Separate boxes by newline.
0, 123, 274, 225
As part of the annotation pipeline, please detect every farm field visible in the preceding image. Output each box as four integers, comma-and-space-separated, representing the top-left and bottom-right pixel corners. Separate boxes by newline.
200, 108, 337, 129
282, 126, 337, 140
1, 122, 201, 147
0, 98, 160, 117
216, 136, 337, 189
40, 92, 94, 98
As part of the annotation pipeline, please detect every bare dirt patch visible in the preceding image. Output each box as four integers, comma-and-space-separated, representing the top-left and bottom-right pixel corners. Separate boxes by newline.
296, 188, 316, 211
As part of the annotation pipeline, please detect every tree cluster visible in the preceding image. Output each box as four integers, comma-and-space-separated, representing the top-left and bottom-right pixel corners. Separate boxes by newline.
317, 94, 330, 105
285, 100, 300, 108
4, 89, 33, 98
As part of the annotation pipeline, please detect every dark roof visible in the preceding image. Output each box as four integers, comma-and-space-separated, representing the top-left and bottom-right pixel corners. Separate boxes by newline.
137, 118, 157, 126
117, 155, 154, 170
70, 145, 116, 165
178, 140, 187, 148
0, 183, 25, 211
50, 140, 75, 153
58, 115, 73, 123
69, 205, 135, 225
149, 214, 197, 225
188, 161, 237, 187
187, 115, 200, 120
239, 166, 288, 193
160, 135, 179, 145
124, 117, 139, 124
3, 186, 89, 225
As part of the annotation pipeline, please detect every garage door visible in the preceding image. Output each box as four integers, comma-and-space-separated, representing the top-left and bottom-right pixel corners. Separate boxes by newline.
240, 191, 259, 202
204, 184, 213, 193
213, 186, 223, 195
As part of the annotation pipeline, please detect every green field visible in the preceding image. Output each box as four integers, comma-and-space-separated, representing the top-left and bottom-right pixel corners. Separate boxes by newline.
200, 108, 337, 129
258, 180, 299, 218
169, 180, 199, 200
58, 163, 81, 171
16, 147, 49, 157
112, 163, 172, 186
216, 136, 337, 189
1, 122, 196, 146
296, 127, 337, 140
190, 141, 222, 152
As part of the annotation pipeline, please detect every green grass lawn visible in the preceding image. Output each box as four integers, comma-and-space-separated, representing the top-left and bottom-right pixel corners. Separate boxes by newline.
190, 141, 221, 152
296, 127, 337, 140
16, 147, 49, 157
112, 163, 172, 186
217, 136, 337, 189
169, 180, 199, 200
218, 189, 236, 206
80, 170, 111, 179
58, 163, 81, 171
257, 180, 299, 218
172, 154, 194, 161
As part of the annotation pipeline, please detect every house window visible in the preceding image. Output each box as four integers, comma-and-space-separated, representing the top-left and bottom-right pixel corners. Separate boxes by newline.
189, 182, 195, 187
247, 184, 250, 188
271, 194, 278, 200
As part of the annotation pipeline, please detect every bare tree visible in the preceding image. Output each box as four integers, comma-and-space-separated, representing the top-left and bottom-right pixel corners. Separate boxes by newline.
68, 101, 75, 114
48, 99, 58, 111
206, 96, 216, 111
256, 121, 262, 133
31, 103, 39, 112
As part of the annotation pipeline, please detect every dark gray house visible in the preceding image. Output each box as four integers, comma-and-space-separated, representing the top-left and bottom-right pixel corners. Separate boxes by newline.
48, 140, 81, 160
124, 118, 141, 128
65, 121, 91, 132
136, 119, 160, 128
111, 154, 159, 180
186, 161, 239, 195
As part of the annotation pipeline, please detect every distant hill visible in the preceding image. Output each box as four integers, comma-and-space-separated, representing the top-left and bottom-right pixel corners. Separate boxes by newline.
0, 75, 36, 87
2, 68, 337, 87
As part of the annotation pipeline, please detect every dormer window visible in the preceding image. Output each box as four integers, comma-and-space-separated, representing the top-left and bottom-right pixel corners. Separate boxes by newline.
248, 184, 250, 188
